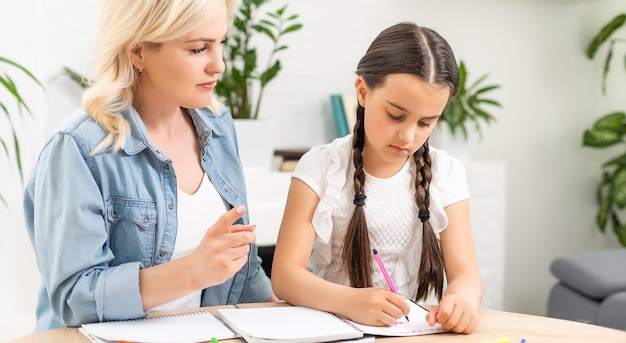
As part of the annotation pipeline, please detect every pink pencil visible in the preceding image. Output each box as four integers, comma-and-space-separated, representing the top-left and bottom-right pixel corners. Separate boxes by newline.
372, 249, 409, 321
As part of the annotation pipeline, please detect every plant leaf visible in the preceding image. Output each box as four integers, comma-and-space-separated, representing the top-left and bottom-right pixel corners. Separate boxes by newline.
601, 41, 614, 95
0, 73, 33, 116
259, 60, 281, 87
283, 24, 303, 35
259, 19, 276, 28
586, 13, 626, 59
612, 165, 626, 208
63, 67, 90, 88
614, 224, 626, 247
610, 212, 623, 238
593, 111, 625, 130
597, 181, 611, 231
0, 56, 42, 87
583, 128, 623, 147
252, 24, 276, 41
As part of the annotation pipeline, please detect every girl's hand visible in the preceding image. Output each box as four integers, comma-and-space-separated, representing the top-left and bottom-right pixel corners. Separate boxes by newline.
426, 294, 480, 334
189, 206, 256, 288
342, 287, 410, 326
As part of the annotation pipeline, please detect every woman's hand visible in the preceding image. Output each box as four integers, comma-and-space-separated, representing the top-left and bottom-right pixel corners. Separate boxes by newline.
341, 287, 410, 326
426, 294, 480, 334
189, 205, 256, 288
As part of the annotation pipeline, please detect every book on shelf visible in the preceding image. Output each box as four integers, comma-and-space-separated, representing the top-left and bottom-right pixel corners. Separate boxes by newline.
330, 94, 350, 137
274, 148, 309, 172
341, 93, 358, 134
279, 159, 299, 172
215, 300, 448, 343
330, 93, 358, 138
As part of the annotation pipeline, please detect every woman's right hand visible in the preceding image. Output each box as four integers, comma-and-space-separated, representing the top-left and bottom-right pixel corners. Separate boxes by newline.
189, 205, 256, 288
341, 287, 411, 326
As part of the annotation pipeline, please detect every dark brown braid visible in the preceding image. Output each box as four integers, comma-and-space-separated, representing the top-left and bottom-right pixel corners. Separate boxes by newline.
340, 105, 373, 288
344, 22, 459, 295
413, 142, 444, 301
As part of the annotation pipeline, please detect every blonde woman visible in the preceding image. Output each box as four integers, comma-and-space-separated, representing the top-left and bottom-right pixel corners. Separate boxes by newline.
23, 0, 276, 332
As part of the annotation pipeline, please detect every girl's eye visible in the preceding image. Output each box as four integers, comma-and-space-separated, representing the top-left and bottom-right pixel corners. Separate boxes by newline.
418, 121, 432, 128
388, 113, 402, 121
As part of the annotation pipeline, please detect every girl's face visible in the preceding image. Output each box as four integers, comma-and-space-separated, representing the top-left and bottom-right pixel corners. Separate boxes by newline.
356, 73, 450, 175
133, 2, 227, 110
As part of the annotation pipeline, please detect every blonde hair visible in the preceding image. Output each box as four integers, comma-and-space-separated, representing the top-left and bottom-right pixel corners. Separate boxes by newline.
83, 0, 235, 154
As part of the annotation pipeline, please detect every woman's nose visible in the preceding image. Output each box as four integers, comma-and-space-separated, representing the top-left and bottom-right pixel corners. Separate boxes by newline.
208, 50, 226, 75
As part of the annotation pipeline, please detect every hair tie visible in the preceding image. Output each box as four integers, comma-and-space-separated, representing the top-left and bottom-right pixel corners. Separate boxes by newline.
353, 194, 367, 207
418, 209, 430, 222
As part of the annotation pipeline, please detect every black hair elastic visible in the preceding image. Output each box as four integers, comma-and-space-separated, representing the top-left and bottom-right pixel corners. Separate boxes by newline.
418, 209, 430, 222
353, 193, 367, 206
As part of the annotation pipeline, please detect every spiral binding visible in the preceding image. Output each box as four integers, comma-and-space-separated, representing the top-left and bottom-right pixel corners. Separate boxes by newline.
85, 310, 209, 325
327, 312, 364, 333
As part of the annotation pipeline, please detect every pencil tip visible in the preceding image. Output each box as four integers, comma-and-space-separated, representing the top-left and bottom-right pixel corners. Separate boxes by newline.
372, 249, 378, 254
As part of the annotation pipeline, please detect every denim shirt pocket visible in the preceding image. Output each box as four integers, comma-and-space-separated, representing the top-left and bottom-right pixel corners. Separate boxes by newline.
105, 197, 157, 267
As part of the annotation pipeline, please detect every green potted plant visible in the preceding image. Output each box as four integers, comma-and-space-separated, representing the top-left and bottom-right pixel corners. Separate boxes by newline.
439, 60, 502, 141
429, 60, 502, 160
0, 56, 42, 207
582, 13, 626, 247
215, 0, 303, 120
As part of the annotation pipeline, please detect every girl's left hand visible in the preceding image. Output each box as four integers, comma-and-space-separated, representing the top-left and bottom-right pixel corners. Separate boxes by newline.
425, 294, 480, 334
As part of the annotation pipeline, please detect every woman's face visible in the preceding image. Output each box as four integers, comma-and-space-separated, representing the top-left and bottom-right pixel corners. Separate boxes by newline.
356, 73, 450, 174
135, 2, 227, 110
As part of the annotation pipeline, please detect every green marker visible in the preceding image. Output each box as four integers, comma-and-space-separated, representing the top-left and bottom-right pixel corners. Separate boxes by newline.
211, 338, 219, 343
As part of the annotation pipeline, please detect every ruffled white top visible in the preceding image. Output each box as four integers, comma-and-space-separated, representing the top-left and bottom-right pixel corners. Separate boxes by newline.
292, 135, 469, 299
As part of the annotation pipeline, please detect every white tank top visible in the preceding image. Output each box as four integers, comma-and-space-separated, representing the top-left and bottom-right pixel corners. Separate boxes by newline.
148, 173, 227, 312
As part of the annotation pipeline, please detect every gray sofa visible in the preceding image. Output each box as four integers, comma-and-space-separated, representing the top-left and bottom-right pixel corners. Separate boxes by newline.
547, 249, 626, 330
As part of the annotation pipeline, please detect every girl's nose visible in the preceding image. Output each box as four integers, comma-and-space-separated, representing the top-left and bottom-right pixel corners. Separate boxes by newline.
398, 124, 417, 143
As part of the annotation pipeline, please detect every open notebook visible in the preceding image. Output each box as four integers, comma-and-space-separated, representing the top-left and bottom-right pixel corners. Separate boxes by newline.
215, 300, 448, 343
80, 310, 237, 343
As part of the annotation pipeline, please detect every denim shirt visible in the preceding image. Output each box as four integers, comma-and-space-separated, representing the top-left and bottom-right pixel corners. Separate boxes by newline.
23, 105, 272, 332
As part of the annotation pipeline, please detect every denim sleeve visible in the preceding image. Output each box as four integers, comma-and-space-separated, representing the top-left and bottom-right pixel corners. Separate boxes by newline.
239, 242, 273, 302
25, 133, 146, 326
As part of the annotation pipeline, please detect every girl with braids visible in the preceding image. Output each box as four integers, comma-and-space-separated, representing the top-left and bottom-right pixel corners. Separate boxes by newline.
271, 22, 482, 334
23, 0, 277, 332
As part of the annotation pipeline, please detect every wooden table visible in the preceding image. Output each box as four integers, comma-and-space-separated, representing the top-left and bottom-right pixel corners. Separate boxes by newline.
4, 303, 626, 343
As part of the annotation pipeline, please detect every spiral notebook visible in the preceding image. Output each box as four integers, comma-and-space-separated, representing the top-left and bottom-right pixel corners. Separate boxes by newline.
215, 301, 448, 343
80, 310, 237, 343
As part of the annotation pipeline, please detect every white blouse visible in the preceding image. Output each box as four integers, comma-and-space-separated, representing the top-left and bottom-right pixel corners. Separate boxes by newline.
292, 135, 469, 299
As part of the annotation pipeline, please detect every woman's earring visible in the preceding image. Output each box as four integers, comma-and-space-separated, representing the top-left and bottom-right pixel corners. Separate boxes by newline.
136, 65, 143, 74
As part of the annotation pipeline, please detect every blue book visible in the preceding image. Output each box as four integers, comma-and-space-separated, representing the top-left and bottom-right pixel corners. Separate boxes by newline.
330, 94, 350, 137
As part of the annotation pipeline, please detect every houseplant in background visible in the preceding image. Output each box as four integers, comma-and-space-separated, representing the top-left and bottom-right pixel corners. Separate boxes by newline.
215, 0, 302, 169
0, 56, 42, 207
429, 60, 502, 159
215, 0, 302, 120
582, 13, 626, 247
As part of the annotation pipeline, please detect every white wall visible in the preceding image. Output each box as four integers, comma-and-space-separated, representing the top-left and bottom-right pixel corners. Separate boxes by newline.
1, 0, 624, 340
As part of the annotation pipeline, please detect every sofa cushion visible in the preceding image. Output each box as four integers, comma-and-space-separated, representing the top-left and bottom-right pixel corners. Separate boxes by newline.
597, 291, 626, 330
550, 249, 626, 299
547, 282, 600, 324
